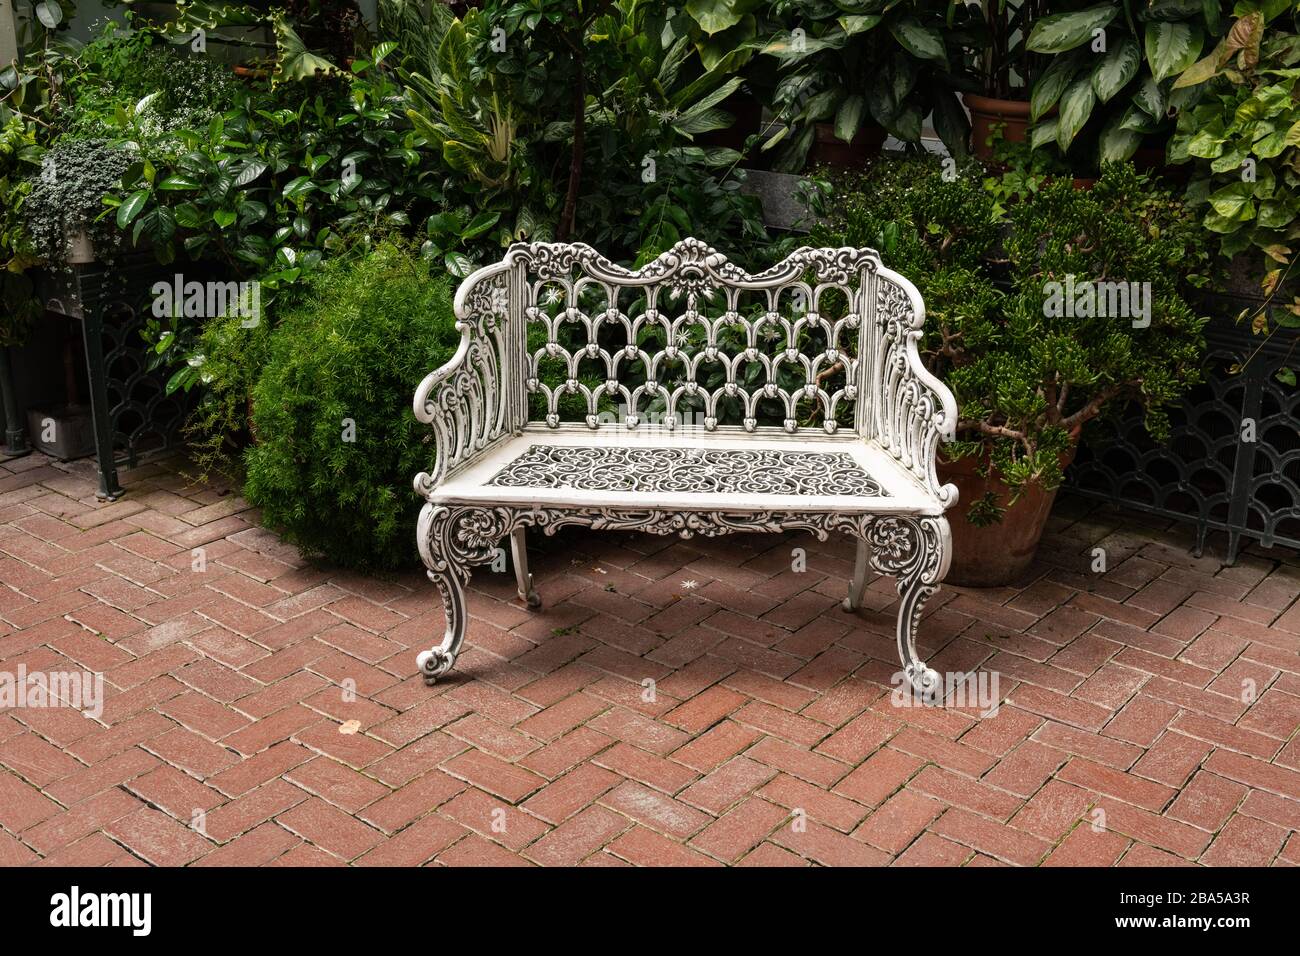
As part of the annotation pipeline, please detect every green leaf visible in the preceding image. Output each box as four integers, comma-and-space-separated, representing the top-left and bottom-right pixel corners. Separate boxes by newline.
213, 209, 237, 229
173, 203, 204, 229
834, 94, 865, 143
1057, 78, 1096, 150
1026, 5, 1120, 54
1031, 50, 1084, 122
157, 175, 200, 191
1133, 76, 1168, 119
1275, 366, 1296, 387
1099, 113, 1142, 163
1030, 118, 1061, 151
282, 176, 315, 199
115, 189, 149, 229
686, 0, 758, 36
1091, 37, 1140, 103
1146, 22, 1204, 83
445, 251, 473, 277
930, 87, 970, 158
34, 1, 62, 29
236, 161, 268, 187
838, 15, 882, 37
888, 17, 948, 69
1208, 181, 1255, 220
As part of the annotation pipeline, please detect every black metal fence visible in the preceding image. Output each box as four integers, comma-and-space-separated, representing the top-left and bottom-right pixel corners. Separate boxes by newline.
1068, 297, 1299, 564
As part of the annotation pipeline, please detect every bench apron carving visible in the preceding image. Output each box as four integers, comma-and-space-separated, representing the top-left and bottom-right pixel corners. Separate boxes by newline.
412, 238, 958, 696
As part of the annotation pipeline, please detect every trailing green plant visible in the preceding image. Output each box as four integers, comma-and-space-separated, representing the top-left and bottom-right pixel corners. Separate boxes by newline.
21, 136, 133, 265
238, 239, 459, 569
809, 158, 1211, 519
759, 0, 974, 170
1166, 3, 1300, 383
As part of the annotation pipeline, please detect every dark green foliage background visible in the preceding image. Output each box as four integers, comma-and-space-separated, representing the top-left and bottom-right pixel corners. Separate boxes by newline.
242, 241, 458, 569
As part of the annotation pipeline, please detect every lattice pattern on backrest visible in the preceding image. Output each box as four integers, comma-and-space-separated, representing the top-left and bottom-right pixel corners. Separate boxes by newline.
505, 238, 879, 434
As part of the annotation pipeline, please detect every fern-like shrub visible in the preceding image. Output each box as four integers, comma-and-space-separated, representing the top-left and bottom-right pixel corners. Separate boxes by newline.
241, 241, 459, 569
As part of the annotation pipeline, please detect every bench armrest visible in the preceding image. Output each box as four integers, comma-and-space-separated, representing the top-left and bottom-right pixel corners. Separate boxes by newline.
413, 260, 519, 498
873, 269, 959, 509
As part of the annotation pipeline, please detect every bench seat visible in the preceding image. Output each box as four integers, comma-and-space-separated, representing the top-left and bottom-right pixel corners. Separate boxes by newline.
431, 428, 947, 516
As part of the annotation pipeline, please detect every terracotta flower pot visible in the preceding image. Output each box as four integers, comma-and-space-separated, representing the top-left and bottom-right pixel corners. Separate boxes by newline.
808, 122, 886, 167
939, 447, 1075, 587
963, 93, 1032, 161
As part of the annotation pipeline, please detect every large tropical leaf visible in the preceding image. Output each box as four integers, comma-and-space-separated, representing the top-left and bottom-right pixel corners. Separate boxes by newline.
929, 86, 970, 158
888, 17, 948, 69
1099, 112, 1142, 163
272, 16, 339, 84
686, 0, 759, 36
1145, 21, 1203, 82
1056, 77, 1096, 150
834, 94, 866, 143
1031, 49, 1085, 122
1026, 5, 1120, 54
1091, 36, 1140, 103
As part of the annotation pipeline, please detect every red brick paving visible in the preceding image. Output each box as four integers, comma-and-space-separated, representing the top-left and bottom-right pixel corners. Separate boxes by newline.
0, 451, 1297, 866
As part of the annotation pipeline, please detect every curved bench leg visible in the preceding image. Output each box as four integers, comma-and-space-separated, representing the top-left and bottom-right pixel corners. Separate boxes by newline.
416, 504, 517, 685
842, 538, 871, 612
863, 516, 950, 700
510, 527, 541, 608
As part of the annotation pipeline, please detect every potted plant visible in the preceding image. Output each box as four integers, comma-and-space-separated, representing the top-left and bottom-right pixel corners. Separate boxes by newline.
759, 0, 971, 170
20, 137, 133, 269
809, 156, 1210, 585
960, 0, 1050, 159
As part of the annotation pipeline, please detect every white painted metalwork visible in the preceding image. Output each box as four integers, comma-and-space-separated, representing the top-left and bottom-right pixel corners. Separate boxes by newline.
413, 238, 958, 695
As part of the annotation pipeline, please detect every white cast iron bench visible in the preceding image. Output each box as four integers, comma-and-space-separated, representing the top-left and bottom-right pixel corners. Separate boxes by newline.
412, 238, 958, 695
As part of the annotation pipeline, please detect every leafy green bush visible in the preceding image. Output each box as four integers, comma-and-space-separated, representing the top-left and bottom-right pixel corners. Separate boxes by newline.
240, 240, 459, 569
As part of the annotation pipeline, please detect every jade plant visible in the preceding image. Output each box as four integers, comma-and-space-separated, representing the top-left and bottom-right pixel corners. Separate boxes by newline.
809, 157, 1210, 522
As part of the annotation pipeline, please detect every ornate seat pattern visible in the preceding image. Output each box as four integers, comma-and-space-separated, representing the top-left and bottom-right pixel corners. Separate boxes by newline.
487, 445, 886, 497
412, 238, 958, 697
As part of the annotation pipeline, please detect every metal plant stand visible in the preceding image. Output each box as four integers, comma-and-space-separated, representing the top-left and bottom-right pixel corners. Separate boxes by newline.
1067, 296, 1300, 563
38, 254, 195, 499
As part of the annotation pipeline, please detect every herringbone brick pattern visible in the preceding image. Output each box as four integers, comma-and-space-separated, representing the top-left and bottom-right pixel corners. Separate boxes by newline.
0, 451, 1297, 866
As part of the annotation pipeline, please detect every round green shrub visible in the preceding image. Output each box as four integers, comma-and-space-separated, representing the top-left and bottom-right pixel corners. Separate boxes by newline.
243, 240, 459, 569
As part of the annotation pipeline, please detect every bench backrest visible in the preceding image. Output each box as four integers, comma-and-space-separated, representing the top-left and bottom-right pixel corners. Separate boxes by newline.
502, 237, 912, 437
421, 237, 953, 497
